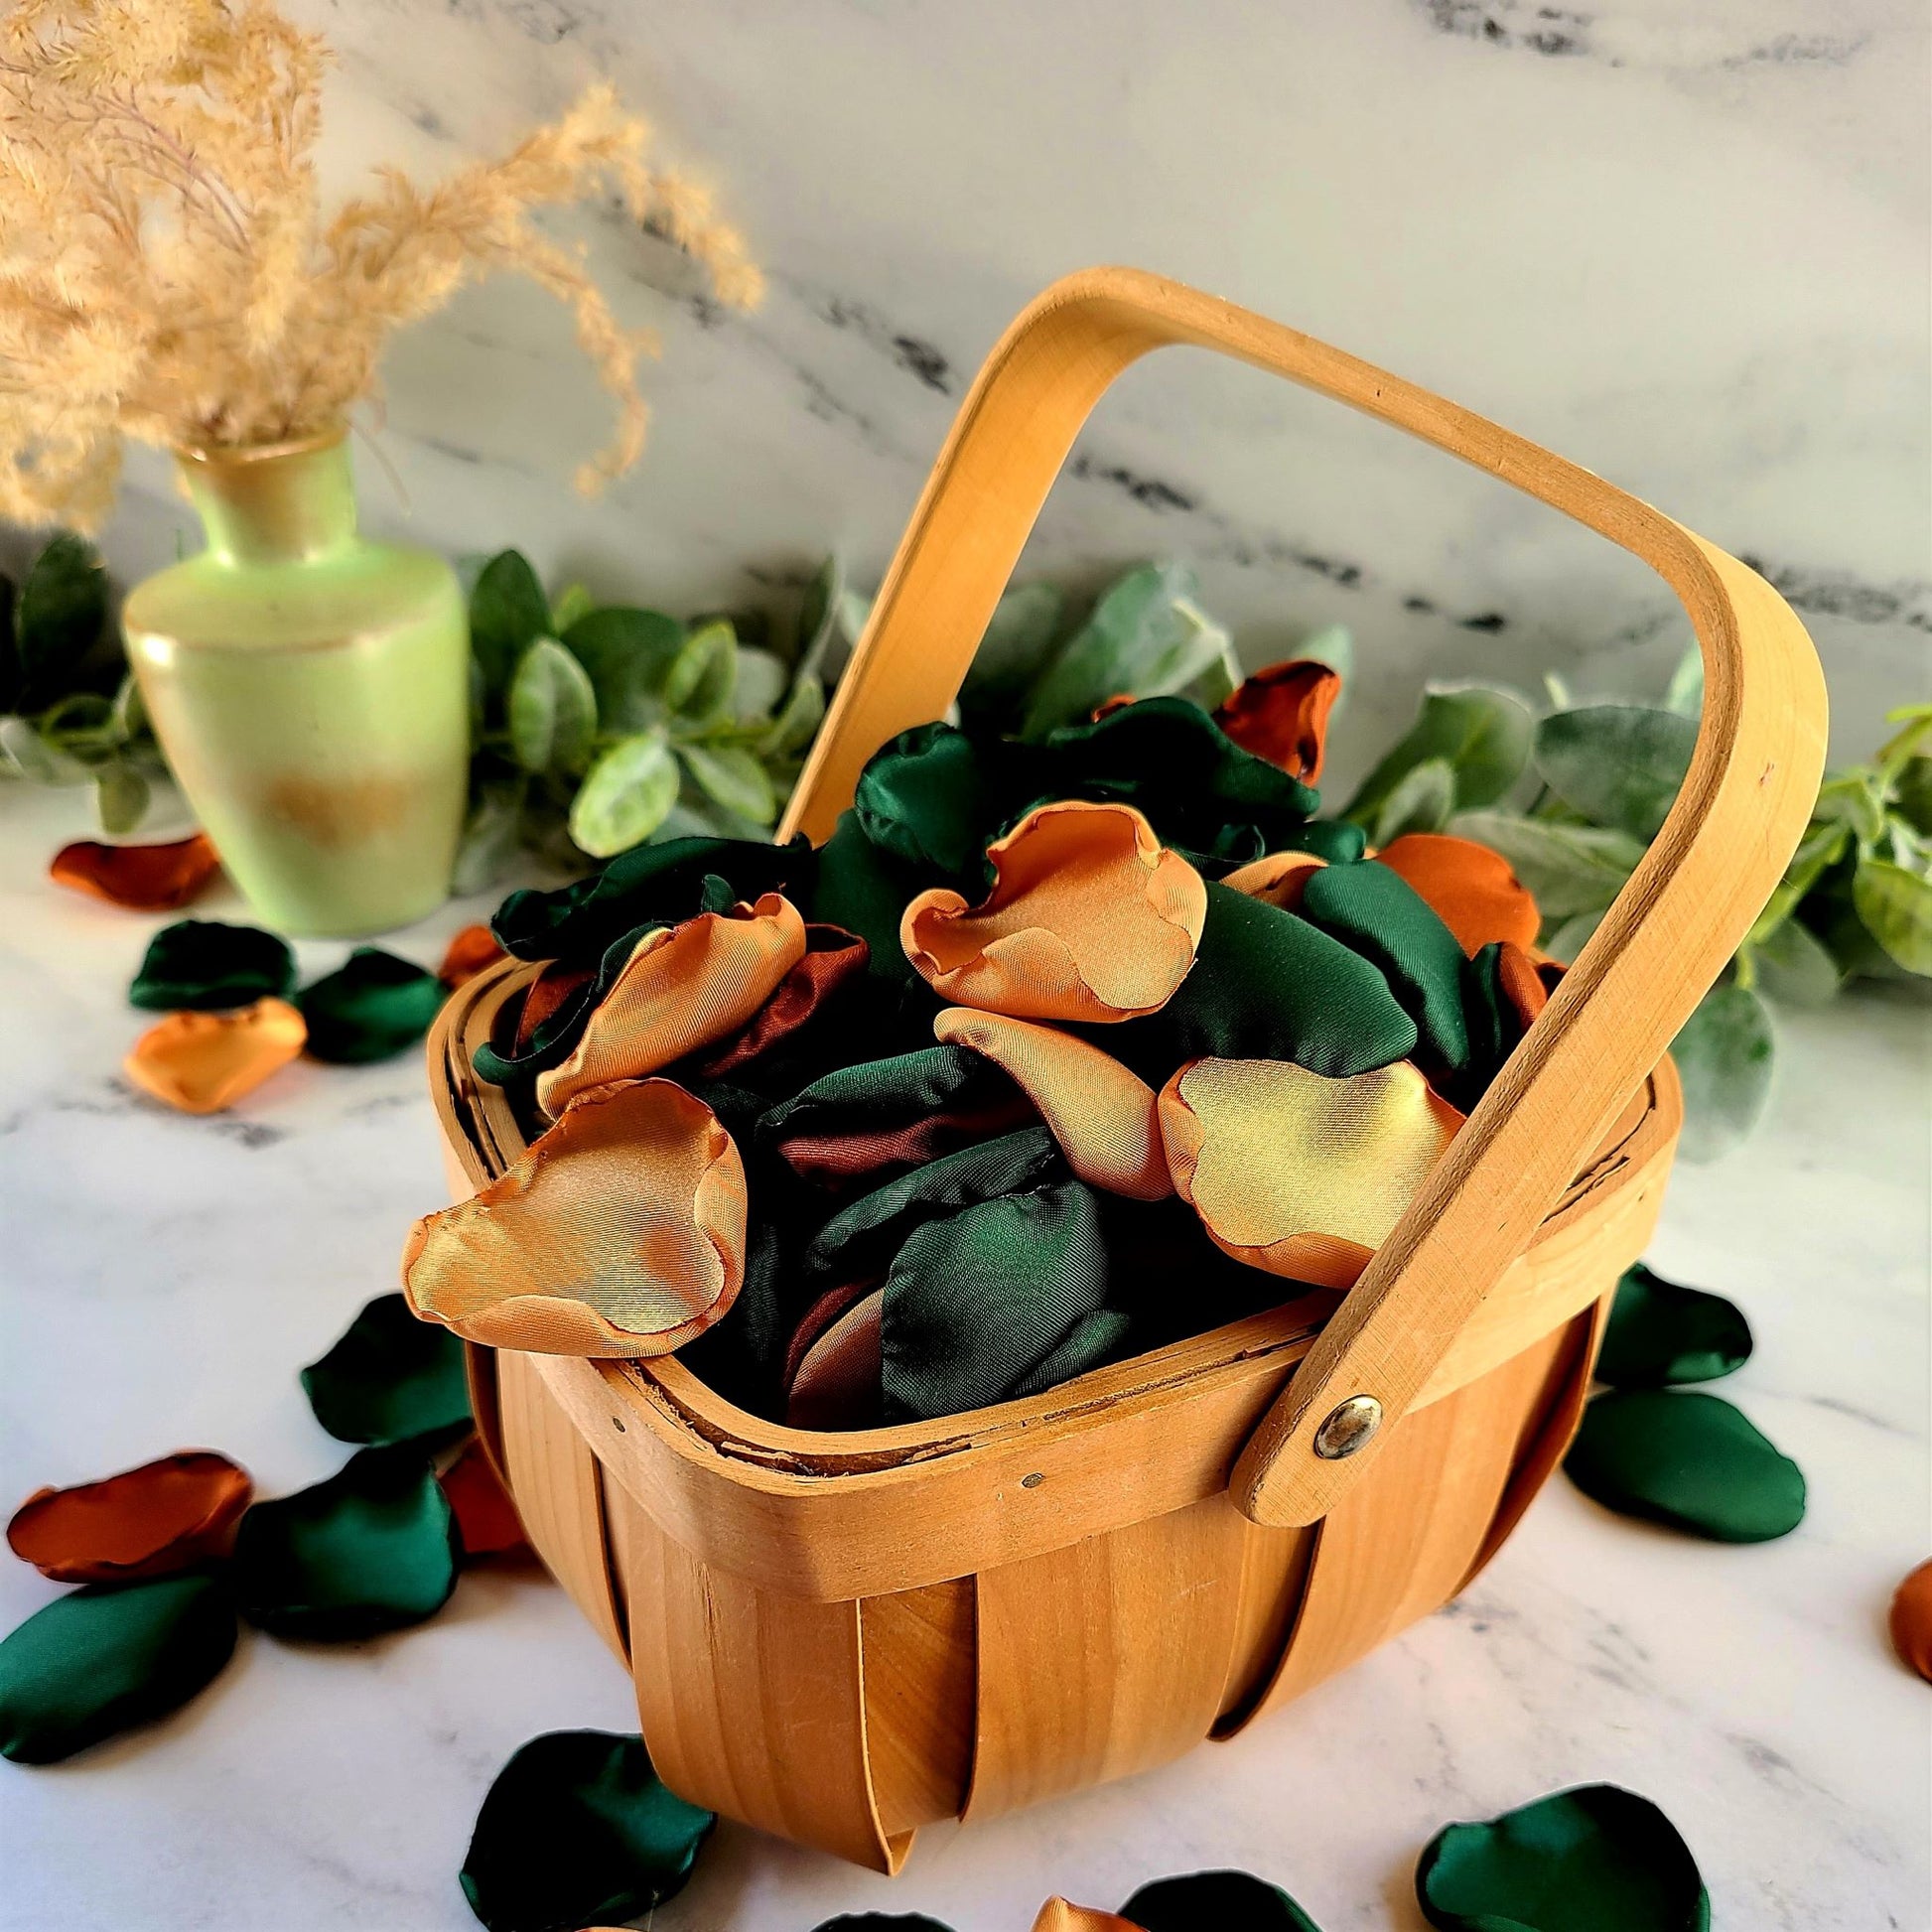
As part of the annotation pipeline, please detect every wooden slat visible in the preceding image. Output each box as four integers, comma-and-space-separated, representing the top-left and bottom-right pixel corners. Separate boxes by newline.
1212, 1517, 1316, 1735
965, 1493, 1247, 1820
496, 1350, 626, 1662
614, 1490, 897, 1871
1242, 1327, 1570, 1716
861, 1579, 977, 1838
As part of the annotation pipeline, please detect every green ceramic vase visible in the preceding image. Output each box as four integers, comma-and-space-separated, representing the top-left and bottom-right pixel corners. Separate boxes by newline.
122, 430, 468, 937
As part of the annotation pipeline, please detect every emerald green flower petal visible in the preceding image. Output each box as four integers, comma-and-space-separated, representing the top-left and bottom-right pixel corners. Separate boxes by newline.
301, 1293, 472, 1446
1596, 1264, 1753, 1387
130, 920, 295, 1012
296, 948, 446, 1063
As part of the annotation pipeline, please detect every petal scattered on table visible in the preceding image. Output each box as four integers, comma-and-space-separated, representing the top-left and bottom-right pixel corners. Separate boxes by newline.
7, 1450, 252, 1585
123, 998, 307, 1114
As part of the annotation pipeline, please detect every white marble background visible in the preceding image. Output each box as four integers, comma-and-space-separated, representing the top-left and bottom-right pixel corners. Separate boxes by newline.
65, 0, 1932, 784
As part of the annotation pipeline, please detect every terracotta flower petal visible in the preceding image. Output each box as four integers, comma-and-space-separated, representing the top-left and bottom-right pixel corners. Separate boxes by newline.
516, 959, 596, 1052
439, 923, 507, 989
690, 924, 870, 1079
1220, 849, 1327, 910
123, 998, 307, 1115
1495, 939, 1550, 1032
49, 833, 222, 912
7, 1450, 253, 1585
901, 801, 1207, 1024
934, 1007, 1170, 1200
1373, 832, 1541, 957
786, 1288, 884, 1431
1160, 1056, 1463, 1288
402, 1077, 747, 1357
1213, 658, 1343, 781
439, 1439, 530, 1560
1890, 1559, 1932, 1683
535, 895, 807, 1115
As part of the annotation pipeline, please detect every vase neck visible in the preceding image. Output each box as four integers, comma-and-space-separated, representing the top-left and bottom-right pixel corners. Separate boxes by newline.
178, 432, 358, 566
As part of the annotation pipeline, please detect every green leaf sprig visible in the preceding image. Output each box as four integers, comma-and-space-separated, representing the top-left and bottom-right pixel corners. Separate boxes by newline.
0, 533, 165, 835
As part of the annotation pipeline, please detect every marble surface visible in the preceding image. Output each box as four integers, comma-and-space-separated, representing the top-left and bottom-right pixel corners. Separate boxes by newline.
0, 777, 1927, 1930
23, 0, 1924, 781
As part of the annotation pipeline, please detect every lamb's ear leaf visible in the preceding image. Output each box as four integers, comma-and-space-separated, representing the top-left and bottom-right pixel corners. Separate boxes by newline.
1533, 703, 1697, 842
1852, 856, 1932, 976
1669, 982, 1774, 1162
1343, 684, 1533, 824
460, 1729, 715, 1932
1417, 1782, 1711, 1931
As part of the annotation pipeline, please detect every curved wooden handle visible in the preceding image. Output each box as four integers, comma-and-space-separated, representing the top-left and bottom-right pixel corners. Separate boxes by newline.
779, 267, 1826, 1529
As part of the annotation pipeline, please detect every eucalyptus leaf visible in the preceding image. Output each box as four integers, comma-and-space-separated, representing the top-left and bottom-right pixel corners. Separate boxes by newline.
96, 762, 150, 835
507, 637, 598, 775
570, 732, 679, 858
663, 619, 737, 728
731, 645, 789, 723
548, 582, 595, 635
794, 554, 845, 670
1745, 820, 1851, 948
1343, 684, 1533, 825
1534, 704, 1697, 842
1670, 982, 1775, 1162
112, 671, 146, 742
962, 581, 1065, 706
1370, 757, 1456, 844
1451, 811, 1644, 920
1297, 621, 1354, 684
15, 533, 106, 707
1020, 562, 1205, 738
0, 714, 90, 784
1892, 756, 1932, 837
1852, 857, 1932, 975
1812, 771, 1889, 847
1747, 914, 1841, 1008
678, 742, 776, 826
561, 607, 684, 736
1663, 645, 1705, 718
760, 666, 826, 759
469, 551, 550, 697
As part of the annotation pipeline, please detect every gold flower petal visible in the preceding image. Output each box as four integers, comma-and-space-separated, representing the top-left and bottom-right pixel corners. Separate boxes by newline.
1160, 1056, 1462, 1288
1032, 1903, 1144, 1932
535, 894, 806, 1115
122, 998, 307, 1115
933, 1006, 1170, 1200
901, 801, 1206, 1024
1220, 849, 1327, 910
402, 1078, 747, 1357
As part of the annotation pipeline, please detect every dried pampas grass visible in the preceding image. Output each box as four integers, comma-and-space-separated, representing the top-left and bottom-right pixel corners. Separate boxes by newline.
0, 0, 763, 528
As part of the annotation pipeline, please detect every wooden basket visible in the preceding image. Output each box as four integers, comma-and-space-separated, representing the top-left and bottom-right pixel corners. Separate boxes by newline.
426, 269, 1825, 1872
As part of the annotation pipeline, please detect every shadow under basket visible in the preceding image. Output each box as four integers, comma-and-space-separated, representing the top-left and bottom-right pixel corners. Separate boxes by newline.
421, 269, 1823, 1871
431, 961, 1679, 1872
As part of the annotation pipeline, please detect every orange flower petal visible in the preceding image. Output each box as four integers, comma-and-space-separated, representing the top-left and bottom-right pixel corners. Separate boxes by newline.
49, 833, 221, 912
1890, 1559, 1932, 1683
1214, 658, 1343, 781
516, 959, 595, 1052
1220, 849, 1327, 910
7, 1450, 252, 1585
1160, 1056, 1463, 1289
786, 1288, 884, 1430
1496, 940, 1550, 1032
402, 1077, 747, 1357
901, 801, 1206, 1024
439, 1439, 530, 1560
123, 998, 307, 1115
1373, 832, 1541, 957
535, 895, 808, 1115
439, 923, 507, 989
933, 1007, 1170, 1199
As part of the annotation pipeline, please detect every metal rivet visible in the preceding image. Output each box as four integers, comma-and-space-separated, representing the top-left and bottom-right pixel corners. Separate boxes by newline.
1020, 1471, 1044, 1489
1312, 1395, 1382, 1460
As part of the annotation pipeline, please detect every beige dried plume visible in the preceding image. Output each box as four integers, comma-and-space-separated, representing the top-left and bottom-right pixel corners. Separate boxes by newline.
0, 0, 764, 529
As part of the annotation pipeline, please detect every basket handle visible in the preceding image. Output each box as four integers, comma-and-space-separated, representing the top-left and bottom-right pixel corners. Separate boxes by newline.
779, 267, 1825, 1529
